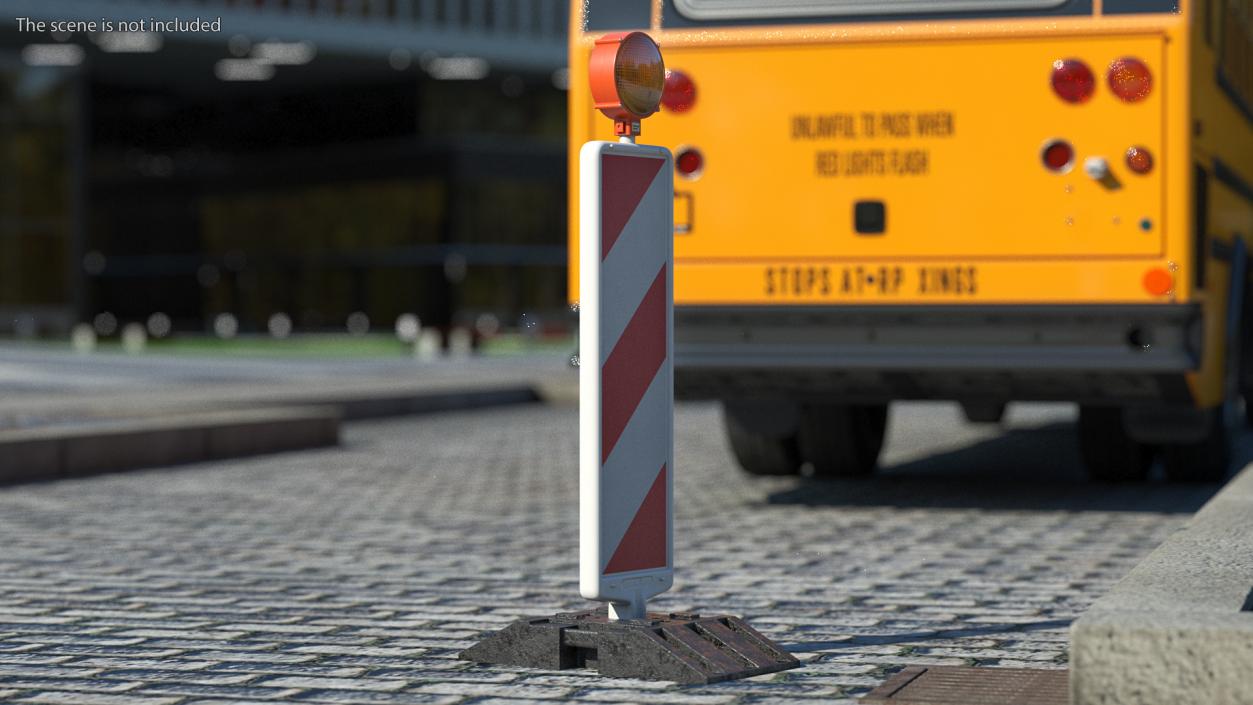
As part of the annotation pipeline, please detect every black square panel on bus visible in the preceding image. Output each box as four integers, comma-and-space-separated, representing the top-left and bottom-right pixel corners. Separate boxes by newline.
854, 200, 886, 235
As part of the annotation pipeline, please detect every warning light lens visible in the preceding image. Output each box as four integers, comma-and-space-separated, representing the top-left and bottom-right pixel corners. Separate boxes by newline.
1108, 58, 1152, 102
1051, 59, 1095, 104
1042, 139, 1075, 173
676, 147, 703, 179
661, 69, 696, 113
614, 33, 665, 117
589, 32, 666, 122
1125, 146, 1153, 174
1143, 267, 1173, 296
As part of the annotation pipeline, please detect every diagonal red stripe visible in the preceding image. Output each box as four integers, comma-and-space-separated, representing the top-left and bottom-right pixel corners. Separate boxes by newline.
601, 265, 667, 464
600, 154, 664, 260
604, 463, 668, 575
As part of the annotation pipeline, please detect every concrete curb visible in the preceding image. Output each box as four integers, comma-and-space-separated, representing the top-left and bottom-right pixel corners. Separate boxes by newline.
0, 370, 575, 482
1071, 463, 1253, 705
0, 407, 340, 484
305, 386, 542, 420
0, 374, 574, 427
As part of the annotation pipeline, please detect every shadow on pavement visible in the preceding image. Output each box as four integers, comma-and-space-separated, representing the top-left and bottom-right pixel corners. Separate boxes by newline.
783, 618, 1074, 653
765, 422, 1252, 514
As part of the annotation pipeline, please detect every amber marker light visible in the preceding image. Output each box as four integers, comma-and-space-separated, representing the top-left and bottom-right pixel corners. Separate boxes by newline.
589, 31, 665, 137
1143, 268, 1173, 296
1108, 58, 1152, 102
1125, 146, 1153, 174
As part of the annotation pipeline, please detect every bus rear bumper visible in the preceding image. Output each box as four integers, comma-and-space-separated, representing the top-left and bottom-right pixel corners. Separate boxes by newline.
674, 304, 1202, 404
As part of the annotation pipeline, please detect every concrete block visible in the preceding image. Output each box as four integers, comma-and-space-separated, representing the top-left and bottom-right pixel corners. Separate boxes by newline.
0, 407, 341, 481
0, 436, 59, 483
0, 376, 554, 482
333, 388, 539, 420
1071, 463, 1253, 705
1072, 611, 1253, 705
205, 407, 340, 458
61, 425, 208, 475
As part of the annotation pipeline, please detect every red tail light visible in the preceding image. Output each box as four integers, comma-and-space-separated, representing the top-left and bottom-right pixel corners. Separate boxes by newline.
1051, 59, 1095, 104
676, 147, 703, 178
1108, 58, 1152, 102
1042, 140, 1075, 173
1125, 146, 1153, 174
661, 69, 696, 113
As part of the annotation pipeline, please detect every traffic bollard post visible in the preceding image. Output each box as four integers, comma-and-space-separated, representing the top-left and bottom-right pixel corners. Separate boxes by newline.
461, 31, 800, 684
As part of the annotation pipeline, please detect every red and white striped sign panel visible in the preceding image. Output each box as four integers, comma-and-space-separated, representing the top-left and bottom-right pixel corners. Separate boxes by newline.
579, 140, 674, 612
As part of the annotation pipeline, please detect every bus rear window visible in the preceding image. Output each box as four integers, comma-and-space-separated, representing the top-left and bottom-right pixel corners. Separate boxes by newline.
672, 0, 1070, 21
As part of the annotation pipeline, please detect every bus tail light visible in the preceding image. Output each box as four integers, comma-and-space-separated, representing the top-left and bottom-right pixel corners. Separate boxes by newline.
1051, 59, 1095, 104
1041, 139, 1075, 173
1108, 58, 1152, 102
662, 69, 696, 113
676, 146, 703, 179
1143, 268, 1173, 296
1125, 146, 1153, 174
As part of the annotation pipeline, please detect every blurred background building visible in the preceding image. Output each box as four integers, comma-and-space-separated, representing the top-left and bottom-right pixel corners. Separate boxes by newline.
0, 0, 569, 341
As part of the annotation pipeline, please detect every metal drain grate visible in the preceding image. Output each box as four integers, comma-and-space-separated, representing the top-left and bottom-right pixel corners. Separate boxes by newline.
862, 666, 1069, 705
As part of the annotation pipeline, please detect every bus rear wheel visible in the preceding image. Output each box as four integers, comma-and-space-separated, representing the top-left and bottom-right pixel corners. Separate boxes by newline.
1077, 406, 1154, 482
1241, 272, 1253, 427
722, 401, 802, 476
1161, 409, 1231, 483
1164, 298, 1244, 482
798, 404, 889, 478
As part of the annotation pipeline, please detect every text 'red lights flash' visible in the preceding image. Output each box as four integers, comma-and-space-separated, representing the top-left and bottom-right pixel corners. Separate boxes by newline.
1108, 57, 1152, 102
1051, 59, 1095, 104
1126, 146, 1153, 174
589, 31, 665, 136
662, 69, 697, 113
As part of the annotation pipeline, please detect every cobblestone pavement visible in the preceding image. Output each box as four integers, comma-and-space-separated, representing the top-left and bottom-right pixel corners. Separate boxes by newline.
0, 400, 1237, 705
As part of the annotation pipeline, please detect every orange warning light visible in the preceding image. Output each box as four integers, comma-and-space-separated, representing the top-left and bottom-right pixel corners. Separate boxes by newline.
1143, 267, 1173, 296
589, 31, 665, 136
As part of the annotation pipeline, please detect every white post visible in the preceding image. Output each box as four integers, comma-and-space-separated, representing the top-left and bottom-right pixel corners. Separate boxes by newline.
578, 139, 674, 621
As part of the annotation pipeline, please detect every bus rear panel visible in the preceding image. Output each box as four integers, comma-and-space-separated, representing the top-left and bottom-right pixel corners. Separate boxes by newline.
568, 1, 1253, 480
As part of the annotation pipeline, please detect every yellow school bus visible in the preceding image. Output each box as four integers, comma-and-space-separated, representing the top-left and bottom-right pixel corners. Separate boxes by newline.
568, 0, 1253, 482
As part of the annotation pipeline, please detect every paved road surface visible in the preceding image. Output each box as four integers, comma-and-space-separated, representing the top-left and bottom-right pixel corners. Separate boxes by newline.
0, 400, 1240, 704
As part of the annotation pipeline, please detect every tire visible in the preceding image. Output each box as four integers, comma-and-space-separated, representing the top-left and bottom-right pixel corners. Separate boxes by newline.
1161, 284, 1242, 482
961, 402, 1006, 424
1162, 409, 1231, 483
797, 404, 888, 478
1077, 406, 1154, 482
722, 402, 802, 476
1240, 271, 1253, 428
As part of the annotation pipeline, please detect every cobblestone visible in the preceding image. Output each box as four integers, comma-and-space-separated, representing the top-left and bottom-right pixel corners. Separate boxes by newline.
0, 400, 1232, 703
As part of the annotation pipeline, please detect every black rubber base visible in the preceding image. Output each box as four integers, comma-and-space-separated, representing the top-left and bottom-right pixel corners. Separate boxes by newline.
459, 607, 800, 684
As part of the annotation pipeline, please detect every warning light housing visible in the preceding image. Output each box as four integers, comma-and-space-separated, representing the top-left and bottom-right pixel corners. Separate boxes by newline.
1051, 59, 1095, 104
589, 31, 665, 135
1108, 57, 1152, 102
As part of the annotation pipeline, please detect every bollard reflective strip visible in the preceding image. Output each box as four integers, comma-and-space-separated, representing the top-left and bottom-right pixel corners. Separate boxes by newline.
579, 139, 674, 618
